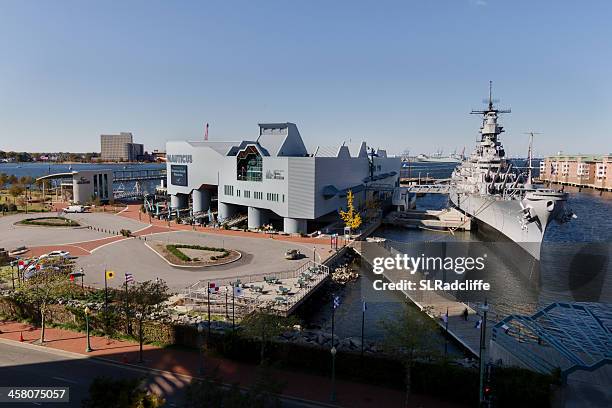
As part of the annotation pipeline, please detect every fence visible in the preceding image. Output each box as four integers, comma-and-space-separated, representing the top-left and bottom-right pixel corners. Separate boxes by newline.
183, 260, 330, 317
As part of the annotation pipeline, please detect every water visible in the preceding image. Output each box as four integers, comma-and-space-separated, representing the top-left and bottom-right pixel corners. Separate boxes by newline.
0, 162, 165, 194
0, 162, 164, 179
305, 161, 612, 343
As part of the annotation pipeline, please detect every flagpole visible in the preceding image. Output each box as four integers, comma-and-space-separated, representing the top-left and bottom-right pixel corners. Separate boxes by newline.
232, 283, 235, 332
330, 294, 337, 402
360, 301, 365, 360
125, 277, 130, 335
225, 289, 229, 320
445, 307, 449, 359
104, 269, 108, 314
207, 281, 211, 350
331, 294, 335, 349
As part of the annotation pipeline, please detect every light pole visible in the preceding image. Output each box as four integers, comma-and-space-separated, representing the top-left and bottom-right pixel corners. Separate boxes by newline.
478, 300, 489, 406
84, 306, 92, 352
330, 346, 337, 402
197, 322, 205, 375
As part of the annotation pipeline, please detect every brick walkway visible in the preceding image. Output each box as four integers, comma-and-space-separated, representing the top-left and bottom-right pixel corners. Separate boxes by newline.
118, 204, 344, 246
0, 321, 461, 407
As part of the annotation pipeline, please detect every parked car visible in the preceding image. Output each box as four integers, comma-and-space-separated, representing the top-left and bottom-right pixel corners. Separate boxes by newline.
284, 249, 301, 260
64, 205, 86, 213
46, 250, 71, 258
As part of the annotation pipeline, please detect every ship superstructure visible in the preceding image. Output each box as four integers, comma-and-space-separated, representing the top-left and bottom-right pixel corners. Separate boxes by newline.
449, 82, 575, 259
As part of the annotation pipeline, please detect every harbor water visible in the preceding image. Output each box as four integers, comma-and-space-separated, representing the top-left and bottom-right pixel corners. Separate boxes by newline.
305, 161, 612, 343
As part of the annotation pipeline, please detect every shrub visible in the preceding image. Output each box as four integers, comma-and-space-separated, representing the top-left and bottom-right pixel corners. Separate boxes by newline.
166, 244, 229, 262
120, 229, 132, 237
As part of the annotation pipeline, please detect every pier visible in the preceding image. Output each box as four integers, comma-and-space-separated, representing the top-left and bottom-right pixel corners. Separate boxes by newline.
351, 240, 492, 357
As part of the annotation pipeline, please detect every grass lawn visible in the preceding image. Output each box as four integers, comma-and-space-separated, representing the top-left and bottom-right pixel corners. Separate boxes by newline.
0, 189, 52, 213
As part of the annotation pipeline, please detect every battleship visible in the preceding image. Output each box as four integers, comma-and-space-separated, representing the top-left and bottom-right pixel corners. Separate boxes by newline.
449, 83, 576, 260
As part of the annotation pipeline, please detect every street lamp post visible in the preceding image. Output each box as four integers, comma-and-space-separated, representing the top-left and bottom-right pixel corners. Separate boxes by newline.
197, 322, 205, 375
478, 300, 489, 406
84, 306, 92, 352
330, 346, 337, 402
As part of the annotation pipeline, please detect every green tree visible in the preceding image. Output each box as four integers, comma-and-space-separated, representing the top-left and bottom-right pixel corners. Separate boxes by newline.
19, 266, 71, 344
8, 184, 24, 206
240, 308, 298, 365
123, 279, 171, 362
0, 173, 8, 191
380, 306, 442, 405
82, 377, 164, 408
184, 365, 284, 408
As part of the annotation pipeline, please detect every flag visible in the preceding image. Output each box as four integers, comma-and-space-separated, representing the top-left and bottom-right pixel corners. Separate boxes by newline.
233, 286, 244, 297
69, 274, 75, 282
362, 300, 367, 313
209, 282, 219, 294
475, 319, 482, 329
106, 270, 115, 280
333, 295, 341, 309
125, 273, 135, 284
18, 260, 24, 270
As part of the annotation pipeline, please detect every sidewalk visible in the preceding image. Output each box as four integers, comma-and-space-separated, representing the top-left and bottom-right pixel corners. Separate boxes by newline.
0, 320, 459, 407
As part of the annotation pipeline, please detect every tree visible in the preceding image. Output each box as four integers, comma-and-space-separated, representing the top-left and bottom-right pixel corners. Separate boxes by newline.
240, 308, 298, 365
19, 266, 71, 344
380, 306, 442, 405
8, 184, 24, 205
124, 280, 171, 362
0, 173, 8, 191
82, 377, 164, 408
339, 190, 362, 233
184, 365, 284, 408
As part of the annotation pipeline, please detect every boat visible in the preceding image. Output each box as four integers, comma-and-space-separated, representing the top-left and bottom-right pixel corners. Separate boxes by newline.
449, 82, 576, 260
415, 150, 464, 163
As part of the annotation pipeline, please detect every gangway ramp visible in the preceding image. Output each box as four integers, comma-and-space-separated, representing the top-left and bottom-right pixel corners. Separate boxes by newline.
351, 240, 492, 357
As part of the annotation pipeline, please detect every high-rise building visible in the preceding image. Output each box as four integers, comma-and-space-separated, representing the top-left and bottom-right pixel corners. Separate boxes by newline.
100, 132, 144, 161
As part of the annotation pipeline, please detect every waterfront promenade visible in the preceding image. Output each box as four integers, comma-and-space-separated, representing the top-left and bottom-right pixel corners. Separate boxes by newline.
352, 241, 492, 357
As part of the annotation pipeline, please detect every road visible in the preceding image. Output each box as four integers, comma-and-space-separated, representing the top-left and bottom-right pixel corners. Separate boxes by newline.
0, 341, 332, 408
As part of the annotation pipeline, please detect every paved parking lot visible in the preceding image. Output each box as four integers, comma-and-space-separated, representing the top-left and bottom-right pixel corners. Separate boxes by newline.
76, 230, 332, 290
1, 211, 333, 291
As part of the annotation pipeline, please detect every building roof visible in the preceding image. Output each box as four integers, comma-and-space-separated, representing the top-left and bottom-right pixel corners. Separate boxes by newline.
492, 302, 612, 378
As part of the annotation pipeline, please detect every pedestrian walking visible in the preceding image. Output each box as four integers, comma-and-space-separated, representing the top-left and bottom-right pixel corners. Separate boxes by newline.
463, 307, 469, 321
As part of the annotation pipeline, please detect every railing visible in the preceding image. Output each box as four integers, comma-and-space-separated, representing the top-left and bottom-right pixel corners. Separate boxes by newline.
184, 260, 330, 316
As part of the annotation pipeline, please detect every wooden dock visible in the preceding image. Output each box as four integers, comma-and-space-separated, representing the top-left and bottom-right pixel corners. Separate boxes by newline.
352, 240, 491, 357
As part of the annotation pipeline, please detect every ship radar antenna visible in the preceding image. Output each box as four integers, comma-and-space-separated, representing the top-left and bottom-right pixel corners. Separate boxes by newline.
523, 131, 542, 185
489, 80, 493, 110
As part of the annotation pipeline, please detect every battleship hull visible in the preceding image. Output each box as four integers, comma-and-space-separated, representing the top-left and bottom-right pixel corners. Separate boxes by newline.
449, 192, 547, 260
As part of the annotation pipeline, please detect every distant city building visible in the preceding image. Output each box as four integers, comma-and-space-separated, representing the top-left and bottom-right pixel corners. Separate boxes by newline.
540, 153, 611, 190
100, 132, 144, 161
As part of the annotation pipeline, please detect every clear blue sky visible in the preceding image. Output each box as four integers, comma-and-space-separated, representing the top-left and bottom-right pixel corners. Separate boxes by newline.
0, 0, 610, 157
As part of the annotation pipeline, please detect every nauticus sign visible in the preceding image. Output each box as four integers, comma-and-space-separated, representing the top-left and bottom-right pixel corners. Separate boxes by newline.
265, 170, 285, 180
167, 154, 193, 163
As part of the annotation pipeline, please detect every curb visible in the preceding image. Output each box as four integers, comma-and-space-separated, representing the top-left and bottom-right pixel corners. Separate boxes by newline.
143, 242, 242, 269
0, 336, 338, 408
